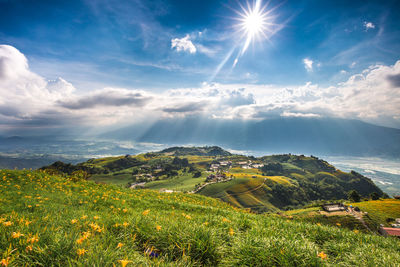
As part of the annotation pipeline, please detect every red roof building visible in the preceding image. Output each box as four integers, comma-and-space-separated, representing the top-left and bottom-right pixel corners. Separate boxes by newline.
380, 227, 400, 238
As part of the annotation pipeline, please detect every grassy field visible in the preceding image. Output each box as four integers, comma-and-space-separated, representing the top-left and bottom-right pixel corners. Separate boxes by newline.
89, 172, 134, 187
350, 199, 400, 226
1, 169, 399, 266
144, 171, 207, 192
284, 207, 370, 233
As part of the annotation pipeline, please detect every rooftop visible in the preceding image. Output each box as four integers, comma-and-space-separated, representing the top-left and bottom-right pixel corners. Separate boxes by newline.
382, 227, 400, 237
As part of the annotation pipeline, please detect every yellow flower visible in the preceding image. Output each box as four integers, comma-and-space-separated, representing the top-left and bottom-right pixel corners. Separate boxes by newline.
27, 236, 39, 244
118, 259, 132, 267
93, 216, 99, 220
336, 223, 341, 226
71, 219, 78, 224
12, 232, 24, 239
82, 231, 91, 239
3, 221, 12, 227
203, 222, 209, 226
142, 209, 150, 216
122, 222, 129, 227
122, 208, 128, 213
77, 248, 88, 256
318, 251, 328, 260
1, 257, 10, 266
81, 215, 88, 220
117, 242, 124, 248
156, 225, 162, 231
228, 228, 235, 236
316, 223, 321, 226
354, 229, 359, 234
222, 218, 230, 223
26, 245, 33, 252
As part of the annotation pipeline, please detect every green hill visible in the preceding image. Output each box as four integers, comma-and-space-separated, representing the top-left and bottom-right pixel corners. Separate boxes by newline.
0, 169, 399, 266
158, 146, 232, 156
41, 146, 384, 213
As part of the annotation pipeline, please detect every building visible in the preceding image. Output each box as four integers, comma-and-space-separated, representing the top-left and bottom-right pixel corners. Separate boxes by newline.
321, 203, 347, 212
252, 163, 264, 168
379, 227, 400, 238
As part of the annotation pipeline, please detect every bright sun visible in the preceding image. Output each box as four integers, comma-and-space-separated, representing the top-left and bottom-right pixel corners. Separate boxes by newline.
243, 10, 265, 36
236, 0, 274, 55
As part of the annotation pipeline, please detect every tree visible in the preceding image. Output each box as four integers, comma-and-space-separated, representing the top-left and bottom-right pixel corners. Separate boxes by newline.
370, 192, 380, 200
348, 190, 361, 202
193, 171, 202, 178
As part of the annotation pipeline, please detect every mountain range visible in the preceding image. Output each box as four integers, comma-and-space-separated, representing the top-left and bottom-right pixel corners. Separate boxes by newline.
102, 117, 400, 157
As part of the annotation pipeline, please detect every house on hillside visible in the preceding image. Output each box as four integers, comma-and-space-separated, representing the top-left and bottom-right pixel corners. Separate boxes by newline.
379, 227, 400, 238
210, 164, 220, 171
206, 173, 226, 182
219, 161, 232, 167
321, 203, 347, 212
252, 163, 264, 168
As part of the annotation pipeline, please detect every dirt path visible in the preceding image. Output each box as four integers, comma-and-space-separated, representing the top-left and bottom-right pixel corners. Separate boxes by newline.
348, 209, 373, 232
190, 178, 233, 194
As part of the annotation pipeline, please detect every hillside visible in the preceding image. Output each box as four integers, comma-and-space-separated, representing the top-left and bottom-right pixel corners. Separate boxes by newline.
0, 169, 399, 266
284, 199, 400, 234
41, 146, 384, 213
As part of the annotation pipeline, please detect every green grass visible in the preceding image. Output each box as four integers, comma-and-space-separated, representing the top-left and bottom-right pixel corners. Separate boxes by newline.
229, 167, 262, 175
89, 173, 134, 187
284, 207, 369, 233
144, 171, 207, 192
349, 199, 400, 226
0, 170, 400, 266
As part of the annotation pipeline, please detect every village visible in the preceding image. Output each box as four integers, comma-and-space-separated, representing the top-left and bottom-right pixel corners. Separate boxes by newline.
129, 157, 266, 189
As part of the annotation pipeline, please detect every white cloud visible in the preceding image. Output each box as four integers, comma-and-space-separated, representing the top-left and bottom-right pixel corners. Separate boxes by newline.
171, 35, 196, 54
1, 44, 400, 131
0, 45, 75, 117
303, 58, 313, 72
364, 21, 375, 30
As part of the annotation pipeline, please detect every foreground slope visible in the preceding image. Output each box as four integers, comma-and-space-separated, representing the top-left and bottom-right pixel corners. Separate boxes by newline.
0, 170, 399, 266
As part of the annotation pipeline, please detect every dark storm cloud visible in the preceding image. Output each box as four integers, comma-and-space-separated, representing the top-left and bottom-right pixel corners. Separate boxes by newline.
162, 102, 205, 113
58, 91, 152, 110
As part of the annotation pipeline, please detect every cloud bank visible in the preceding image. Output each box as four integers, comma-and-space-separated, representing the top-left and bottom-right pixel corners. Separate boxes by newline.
1, 45, 400, 134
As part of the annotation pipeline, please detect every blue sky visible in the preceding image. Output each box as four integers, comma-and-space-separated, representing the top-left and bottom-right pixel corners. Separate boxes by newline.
1, 0, 399, 89
0, 0, 400, 134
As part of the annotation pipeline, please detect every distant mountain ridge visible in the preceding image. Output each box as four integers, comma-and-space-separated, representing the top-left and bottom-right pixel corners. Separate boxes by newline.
102, 117, 400, 157
159, 146, 232, 156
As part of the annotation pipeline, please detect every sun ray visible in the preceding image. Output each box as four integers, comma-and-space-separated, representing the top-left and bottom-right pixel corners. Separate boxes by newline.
210, 0, 285, 81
